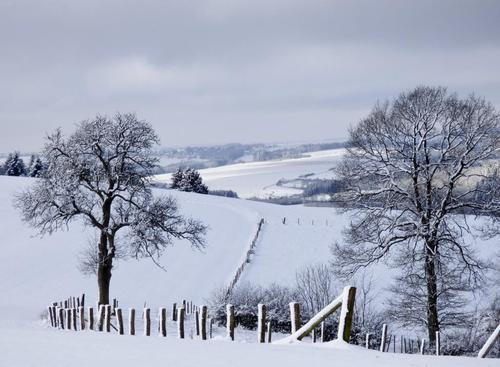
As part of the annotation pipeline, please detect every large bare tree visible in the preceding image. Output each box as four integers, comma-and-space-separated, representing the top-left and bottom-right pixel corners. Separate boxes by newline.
16, 113, 206, 305
332, 86, 499, 344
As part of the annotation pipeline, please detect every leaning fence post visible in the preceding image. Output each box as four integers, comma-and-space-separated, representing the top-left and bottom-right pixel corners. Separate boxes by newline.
380, 324, 387, 352
478, 324, 500, 358
258, 304, 267, 343
78, 306, 85, 330
115, 308, 124, 335
105, 305, 111, 332
267, 321, 272, 343
289, 302, 301, 334
227, 304, 235, 341
178, 307, 185, 339
144, 308, 151, 336
129, 308, 136, 336
159, 307, 167, 337
435, 331, 440, 356
88, 307, 94, 330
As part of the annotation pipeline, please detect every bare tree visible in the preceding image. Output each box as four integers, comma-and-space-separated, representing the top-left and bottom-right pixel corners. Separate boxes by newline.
295, 263, 337, 315
332, 86, 500, 344
16, 113, 207, 304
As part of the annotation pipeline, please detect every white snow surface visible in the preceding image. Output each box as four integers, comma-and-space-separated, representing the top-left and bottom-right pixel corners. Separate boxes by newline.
0, 176, 498, 366
154, 148, 345, 198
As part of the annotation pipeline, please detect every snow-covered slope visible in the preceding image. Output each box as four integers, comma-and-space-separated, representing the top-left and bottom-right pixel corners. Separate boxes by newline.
0, 176, 497, 366
155, 148, 346, 198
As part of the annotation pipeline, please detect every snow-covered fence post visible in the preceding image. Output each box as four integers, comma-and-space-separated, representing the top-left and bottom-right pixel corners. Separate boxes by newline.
66, 308, 72, 330
105, 305, 111, 332
267, 321, 272, 343
88, 307, 94, 330
337, 286, 356, 342
129, 308, 135, 335
420, 338, 425, 354
58, 308, 65, 329
365, 333, 370, 349
47, 306, 54, 327
78, 306, 85, 330
257, 304, 267, 343
80, 293, 85, 308
172, 303, 177, 321
289, 302, 301, 334
435, 331, 440, 356
71, 308, 76, 330
320, 321, 325, 342
209, 318, 214, 338
195, 309, 200, 336
115, 308, 124, 335
380, 324, 387, 352
159, 307, 167, 337
98, 305, 105, 331
178, 307, 185, 339
144, 308, 151, 336
200, 305, 208, 340
478, 324, 500, 358
227, 304, 235, 341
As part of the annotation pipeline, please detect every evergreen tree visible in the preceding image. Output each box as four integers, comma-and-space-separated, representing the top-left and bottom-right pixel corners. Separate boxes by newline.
4, 152, 27, 176
28, 154, 44, 177
171, 168, 208, 194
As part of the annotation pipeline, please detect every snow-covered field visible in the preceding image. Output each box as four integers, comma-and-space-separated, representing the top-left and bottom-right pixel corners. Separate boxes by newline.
0, 176, 498, 366
155, 148, 346, 198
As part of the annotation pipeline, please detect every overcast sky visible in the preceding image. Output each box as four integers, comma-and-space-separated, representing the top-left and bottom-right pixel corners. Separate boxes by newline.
1, 0, 499, 152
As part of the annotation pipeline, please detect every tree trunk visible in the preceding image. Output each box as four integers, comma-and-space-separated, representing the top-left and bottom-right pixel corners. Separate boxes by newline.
97, 232, 113, 305
424, 246, 439, 344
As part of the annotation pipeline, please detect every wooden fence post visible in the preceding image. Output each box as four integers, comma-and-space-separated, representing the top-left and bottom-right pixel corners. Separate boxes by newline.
129, 308, 136, 336
105, 305, 111, 332
195, 309, 200, 336
66, 309, 72, 330
47, 306, 54, 327
289, 302, 301, 334
227, 304, 235, 341
159, 307, 167, 337
116, 308, 124, 335
380, 324, 387, 352
209, 318, 214, 339
312, 328, 316, 343
81, 293, 85, 308
72, 308, 77, 331
98, 305, 105, 331
337, 286, 356, 342
200, 305, 208, 340
420, 338, 425, 355
79, 306, 85, 330
88, 307, 94, 330
58, 308, 65, 329
366, 333, 370, 349
144, 308, 151, 336
178, 307, 185, 339
320, 321, 325, 342
267, 321, 272, 343
435, 331, 440, 356
258, 304, 266, 343
172, 303, 177, 321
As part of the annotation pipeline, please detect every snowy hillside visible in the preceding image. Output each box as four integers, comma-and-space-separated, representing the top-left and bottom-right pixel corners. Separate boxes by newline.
154, 148, 346, 199
0, 176, 498, 366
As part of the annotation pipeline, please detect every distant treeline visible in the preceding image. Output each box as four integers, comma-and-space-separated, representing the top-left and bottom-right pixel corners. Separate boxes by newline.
0, 151, 44, 177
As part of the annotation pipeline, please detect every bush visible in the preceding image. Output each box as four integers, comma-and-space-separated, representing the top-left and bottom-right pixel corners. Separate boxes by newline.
209, 190, 239, 198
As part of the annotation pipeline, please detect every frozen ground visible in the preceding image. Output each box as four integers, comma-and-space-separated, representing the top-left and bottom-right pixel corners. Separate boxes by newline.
154, 148, 346, 198
0, 176, 498, 366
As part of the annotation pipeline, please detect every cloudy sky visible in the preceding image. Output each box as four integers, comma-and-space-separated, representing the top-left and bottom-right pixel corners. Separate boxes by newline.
1, 0, 499, 152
